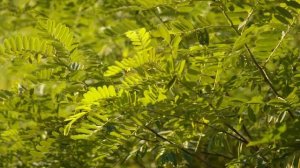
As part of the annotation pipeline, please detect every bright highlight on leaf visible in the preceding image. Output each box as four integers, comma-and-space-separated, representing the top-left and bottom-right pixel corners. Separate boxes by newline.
125, 28, 151, 50
0, 36, 54, 56
1, 0, 300, 167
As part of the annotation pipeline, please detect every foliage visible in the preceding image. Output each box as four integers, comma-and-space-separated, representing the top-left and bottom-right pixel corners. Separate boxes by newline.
0, 0, 300, 167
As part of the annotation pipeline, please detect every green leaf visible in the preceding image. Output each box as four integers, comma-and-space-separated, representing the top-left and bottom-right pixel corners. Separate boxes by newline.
41, 19, 74, 50
285, 1, 300, 9
4, 39, 11, 51
158, 25, 171, 44
176, 60, 186, 77
71, 134, 90, 140
248, 106, 256, 122
125, 28, 151, 50
16, 36, 23, 50
274, 14, 290, 24
166, 75, 177, 90
275, 6, 293, 19
197, 28, 209, 46
233, 26, 255, 50
110, 132, 127, 140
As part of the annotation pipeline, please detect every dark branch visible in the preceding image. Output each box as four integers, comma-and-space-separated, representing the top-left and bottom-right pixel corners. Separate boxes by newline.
144, 125, 218, 168
224, 123, 249, 144
221, 8, 295, 119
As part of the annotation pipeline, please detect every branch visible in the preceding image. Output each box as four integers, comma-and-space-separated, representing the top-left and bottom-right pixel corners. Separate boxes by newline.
224, 123, 270, 165
224, 123, 249, 144
264, 18, 295, 65
239, 0, 259, 33
242, 124, 253, 140
152, 9, 169, 29
148, 108, 247, 143
144, 125, 218, 168
133, 135, 159, 143
196, 148, 233, 159
171, 114, 248, 143
222, 8, 295, 119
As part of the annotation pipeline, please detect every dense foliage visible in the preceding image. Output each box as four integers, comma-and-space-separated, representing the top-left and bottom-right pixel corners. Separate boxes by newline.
0, 0, 300, 167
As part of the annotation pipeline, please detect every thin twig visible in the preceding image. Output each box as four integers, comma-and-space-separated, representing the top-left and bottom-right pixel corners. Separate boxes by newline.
136, 126, 233, 160
152, 9, 169, 29
240, 0, 260, 33
148, 109, 247, 143
224, 123, 270, 165
144, 125, 218, 168
133, 135, 159, 143
222, 7, 295, 119
242, 124, 253, 140
224, 123, 249, 144
171, 114, 248, 143
264, 19, 295, 65
198, 150, 233, 160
